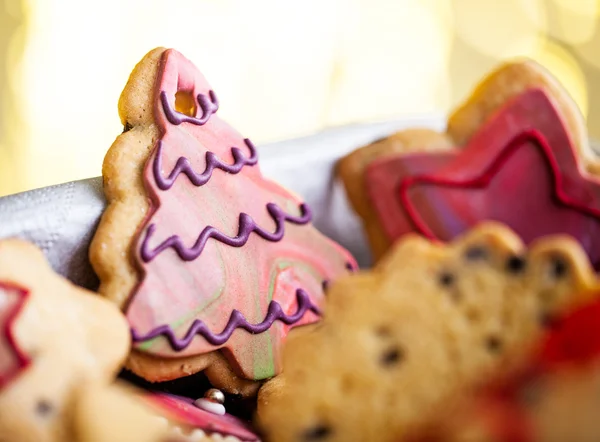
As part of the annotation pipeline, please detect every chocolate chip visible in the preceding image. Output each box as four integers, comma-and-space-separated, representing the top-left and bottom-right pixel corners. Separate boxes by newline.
464, 246, 488, 261
375, 326, 392, 338
36, 400, 53, 416
123, 122, 133, 133
438, 272, 455, 287
345, 262, 355, 272
485, 336, 503, 353
381, 346, 404, 366
550, 257, 568, 278
322, 280, 329, 293
506, 256, 526, 274
302, 425, 332, 440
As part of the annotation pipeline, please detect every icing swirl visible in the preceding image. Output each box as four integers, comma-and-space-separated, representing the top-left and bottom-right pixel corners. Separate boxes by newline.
131, 288, 320, 349
153, 138, 258, 191
140, 203, 312, 262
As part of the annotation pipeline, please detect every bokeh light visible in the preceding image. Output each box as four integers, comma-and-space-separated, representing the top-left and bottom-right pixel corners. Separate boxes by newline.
1, 0, 28, 196
17, 0, 347, 189
530, 40, 589, 117
573, 16, 600, 71
547, 0, 598, 44
550, 0, 598, 15
326, 0, 453, 125
0, 0, 599, 195
453, 0, 546, 59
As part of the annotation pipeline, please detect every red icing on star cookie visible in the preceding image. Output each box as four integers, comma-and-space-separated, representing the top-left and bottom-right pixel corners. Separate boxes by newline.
0, 283, 30, 389
146, 393, 259, 441
366, 89, 600, 268
127, 49, 356, 380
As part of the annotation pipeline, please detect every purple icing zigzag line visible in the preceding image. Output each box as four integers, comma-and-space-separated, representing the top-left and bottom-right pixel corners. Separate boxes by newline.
153, 138, 258, 190
160, 90, 219, 126
131, 288, 320, 349
140, 202, 312, 262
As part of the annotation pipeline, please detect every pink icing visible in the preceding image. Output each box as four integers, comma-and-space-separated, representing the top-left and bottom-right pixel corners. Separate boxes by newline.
0, 283, 30, 389
131, 288, 320, 348
139, 203, 312, 262
365, 88, 600, 268
145, 393, 259, 441
127, 49, 356, 380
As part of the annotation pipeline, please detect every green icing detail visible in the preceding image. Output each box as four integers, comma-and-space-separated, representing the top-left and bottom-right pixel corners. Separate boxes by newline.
252, 269, 276, 378
253, 353, 276, 380
251, 258, 323, 378
138, 336, 159, 351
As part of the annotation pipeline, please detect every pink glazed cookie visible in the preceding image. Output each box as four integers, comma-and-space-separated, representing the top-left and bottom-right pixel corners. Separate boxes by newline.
90, 48, 356, 396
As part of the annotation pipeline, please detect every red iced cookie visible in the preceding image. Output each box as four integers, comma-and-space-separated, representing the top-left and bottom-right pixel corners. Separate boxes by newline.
366, 89, 600, 268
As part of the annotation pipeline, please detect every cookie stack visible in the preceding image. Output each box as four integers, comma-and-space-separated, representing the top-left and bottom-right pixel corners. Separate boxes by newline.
1, 48, 600, 442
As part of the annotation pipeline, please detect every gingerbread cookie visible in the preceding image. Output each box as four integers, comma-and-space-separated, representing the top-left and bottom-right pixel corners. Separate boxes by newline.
256, 223, 600, 442
0, 239, 130, 441
338, 60, 600, 263
90, 48, 356, 395
406, 297, 600, 442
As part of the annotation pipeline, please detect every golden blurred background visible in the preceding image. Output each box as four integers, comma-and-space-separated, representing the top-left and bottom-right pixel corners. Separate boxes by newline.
0, 0, 597, 196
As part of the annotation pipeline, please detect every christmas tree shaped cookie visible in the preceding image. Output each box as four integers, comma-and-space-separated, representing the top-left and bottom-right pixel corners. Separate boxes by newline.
338, 60, 600, 264
90, 48, 356, 394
